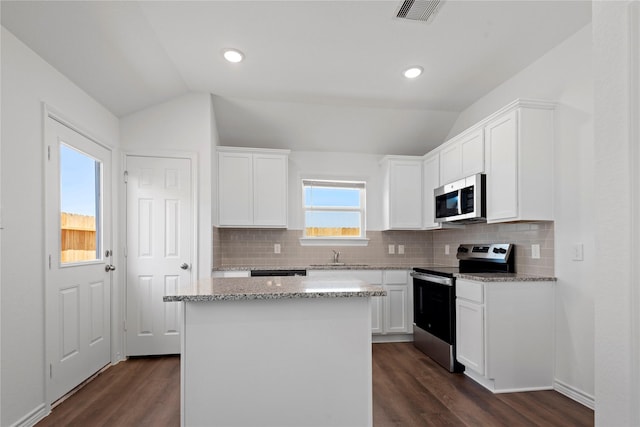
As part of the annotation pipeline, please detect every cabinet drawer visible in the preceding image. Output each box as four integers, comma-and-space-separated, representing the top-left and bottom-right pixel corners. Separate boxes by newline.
383, 270, 408, 285
456, 279, 484, 303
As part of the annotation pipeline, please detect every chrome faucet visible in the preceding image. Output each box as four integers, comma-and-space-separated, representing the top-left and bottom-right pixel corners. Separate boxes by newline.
332, 250, 341, 264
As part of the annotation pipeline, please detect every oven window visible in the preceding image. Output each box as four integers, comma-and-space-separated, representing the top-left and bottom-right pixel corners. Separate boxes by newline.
414, 280, 455, 344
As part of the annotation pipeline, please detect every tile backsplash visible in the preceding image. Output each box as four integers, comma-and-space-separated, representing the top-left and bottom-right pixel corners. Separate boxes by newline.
213, 221, 554, 276
431, 221, 555, 276
213, 228, 433, 268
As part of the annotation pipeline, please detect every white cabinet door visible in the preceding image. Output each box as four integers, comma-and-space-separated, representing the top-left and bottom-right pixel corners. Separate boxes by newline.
422, 152, 440, 229
460, 129, 484, 177
384, 284, 410, 333
382, 157, 422, 230
484, 110, 518, 222
218, 148, 289, 227
440, 129, 484, 184
456, 298, 485, 375
439, 143, 461, 185
218, 151, 253, 226
371, 296, 383, 334
253, 153, 287, 227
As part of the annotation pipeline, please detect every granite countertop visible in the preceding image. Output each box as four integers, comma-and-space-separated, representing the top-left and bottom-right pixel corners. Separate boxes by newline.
163, 276, 387, 302
213, 264, 416, 271
455, 272, 557, 282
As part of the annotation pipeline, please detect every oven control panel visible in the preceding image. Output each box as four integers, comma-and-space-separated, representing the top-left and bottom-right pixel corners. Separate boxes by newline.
456, 243, 513, 261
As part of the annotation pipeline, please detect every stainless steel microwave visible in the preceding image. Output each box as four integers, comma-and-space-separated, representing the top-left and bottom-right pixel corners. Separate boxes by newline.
434, 173, 486, 223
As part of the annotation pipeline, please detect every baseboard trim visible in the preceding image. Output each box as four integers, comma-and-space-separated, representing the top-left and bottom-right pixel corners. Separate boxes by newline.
10, 403, 48, 427
554, 379, 595, 410
372, 334, 413, 343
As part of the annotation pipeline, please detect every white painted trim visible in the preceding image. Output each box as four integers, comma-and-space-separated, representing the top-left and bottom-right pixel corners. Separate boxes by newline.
427, 98, 557, 155
628, 2, 640, 425
9, 404, 48, 427
216, 145, 290, 155
299, 237, 370, 246
372, 334, 413, 343
554, 379, 595, 410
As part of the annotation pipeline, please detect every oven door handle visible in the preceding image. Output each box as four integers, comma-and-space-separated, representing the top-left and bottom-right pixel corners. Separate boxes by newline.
410, 271, 454, 286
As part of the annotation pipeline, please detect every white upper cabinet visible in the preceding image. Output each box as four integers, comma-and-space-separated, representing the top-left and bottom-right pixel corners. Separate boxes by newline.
422, 151, 440, 229
439, 128, 484, 184
484, 101, 555, 223
217, 147, 290, 228
381, 156, 423, 230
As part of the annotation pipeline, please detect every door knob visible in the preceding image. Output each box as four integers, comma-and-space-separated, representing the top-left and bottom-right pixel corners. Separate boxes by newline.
105, 264, 116, 272
180, 263, 190, 270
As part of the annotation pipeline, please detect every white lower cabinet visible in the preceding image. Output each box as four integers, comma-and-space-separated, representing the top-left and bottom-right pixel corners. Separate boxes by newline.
456, 298, 485, 375
307, 269, 412, 341
382, 270, 412, 335
455, 278, 555, 393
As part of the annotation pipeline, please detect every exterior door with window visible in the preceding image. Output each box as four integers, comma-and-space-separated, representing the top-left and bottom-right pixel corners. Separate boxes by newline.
45, 117, 112, 403
125, 155, 192, 356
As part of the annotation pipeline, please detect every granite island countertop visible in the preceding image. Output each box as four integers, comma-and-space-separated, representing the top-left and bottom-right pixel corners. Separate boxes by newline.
213, 265, 557, 281
213, 264, 417, 271
164, 275, 387, 302
455, 272, 557, 282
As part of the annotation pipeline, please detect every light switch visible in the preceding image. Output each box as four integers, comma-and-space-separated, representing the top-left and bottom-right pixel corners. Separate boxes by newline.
398, 245, 405, 255
445, 244, 450, 255
274, 243, 281, 254
572, 243, 584, 261
388, 244, 395, 255
531, 244, 540, 259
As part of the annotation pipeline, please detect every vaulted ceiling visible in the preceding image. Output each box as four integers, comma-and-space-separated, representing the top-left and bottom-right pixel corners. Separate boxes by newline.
1, 1, 591, 154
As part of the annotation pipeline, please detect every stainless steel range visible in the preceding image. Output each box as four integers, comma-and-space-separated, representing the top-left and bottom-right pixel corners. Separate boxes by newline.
411, 243, 514, 372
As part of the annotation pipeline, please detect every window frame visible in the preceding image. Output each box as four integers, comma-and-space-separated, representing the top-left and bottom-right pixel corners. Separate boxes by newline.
299, 179, 369, 247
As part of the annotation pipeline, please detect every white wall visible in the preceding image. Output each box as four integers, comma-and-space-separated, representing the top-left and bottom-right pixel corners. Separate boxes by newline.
286, 151, 386, 231
593, 2, 640, 425
444, 24, 595, 404
120, 92, 216, 279
1, 27, 120, 426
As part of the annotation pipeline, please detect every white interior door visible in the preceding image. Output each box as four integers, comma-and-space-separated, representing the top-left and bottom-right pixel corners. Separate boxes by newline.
45, 116, 112, 404
125, 155, 192, 356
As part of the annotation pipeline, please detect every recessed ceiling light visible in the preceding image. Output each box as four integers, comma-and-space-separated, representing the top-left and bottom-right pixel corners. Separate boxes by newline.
403, 66, 423, 79
223, 48, 244, 63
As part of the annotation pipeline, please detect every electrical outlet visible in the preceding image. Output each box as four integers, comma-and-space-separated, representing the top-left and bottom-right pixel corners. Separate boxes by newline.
398, 245, 405, 255
572, 243, 584, 261
274, 243, 281, 254
445, 244, 450, 255
531, 244, 540, 259
388, 244, 395, 255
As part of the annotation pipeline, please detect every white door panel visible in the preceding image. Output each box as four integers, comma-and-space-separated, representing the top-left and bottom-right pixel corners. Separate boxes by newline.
126, 156, 192, 356
45, 117, 112, 403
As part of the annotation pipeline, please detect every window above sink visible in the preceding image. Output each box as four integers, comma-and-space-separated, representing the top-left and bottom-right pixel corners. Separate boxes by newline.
300, 179, 369, 246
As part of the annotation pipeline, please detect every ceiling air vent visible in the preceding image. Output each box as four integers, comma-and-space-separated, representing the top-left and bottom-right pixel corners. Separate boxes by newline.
395, 0, 444, 23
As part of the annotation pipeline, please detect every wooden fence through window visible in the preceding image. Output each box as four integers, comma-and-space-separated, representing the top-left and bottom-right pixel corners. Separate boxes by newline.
61, 212, 97, 262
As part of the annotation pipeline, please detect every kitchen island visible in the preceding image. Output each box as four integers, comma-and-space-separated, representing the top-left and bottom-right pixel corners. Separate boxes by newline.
164, 276, 386, 427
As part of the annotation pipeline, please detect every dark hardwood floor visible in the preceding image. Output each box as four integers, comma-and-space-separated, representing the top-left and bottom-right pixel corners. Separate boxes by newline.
37, 343, 593, 426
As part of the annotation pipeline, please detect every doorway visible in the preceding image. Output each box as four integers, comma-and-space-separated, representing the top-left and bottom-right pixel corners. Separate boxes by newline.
44, 115, 113, 404
125, 155, 193, 356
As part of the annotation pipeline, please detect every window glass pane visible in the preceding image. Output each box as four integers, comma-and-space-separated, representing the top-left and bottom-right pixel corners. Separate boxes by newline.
60, 144, 101, 263
305, 211, 361, 237
304, 187, 360, 208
